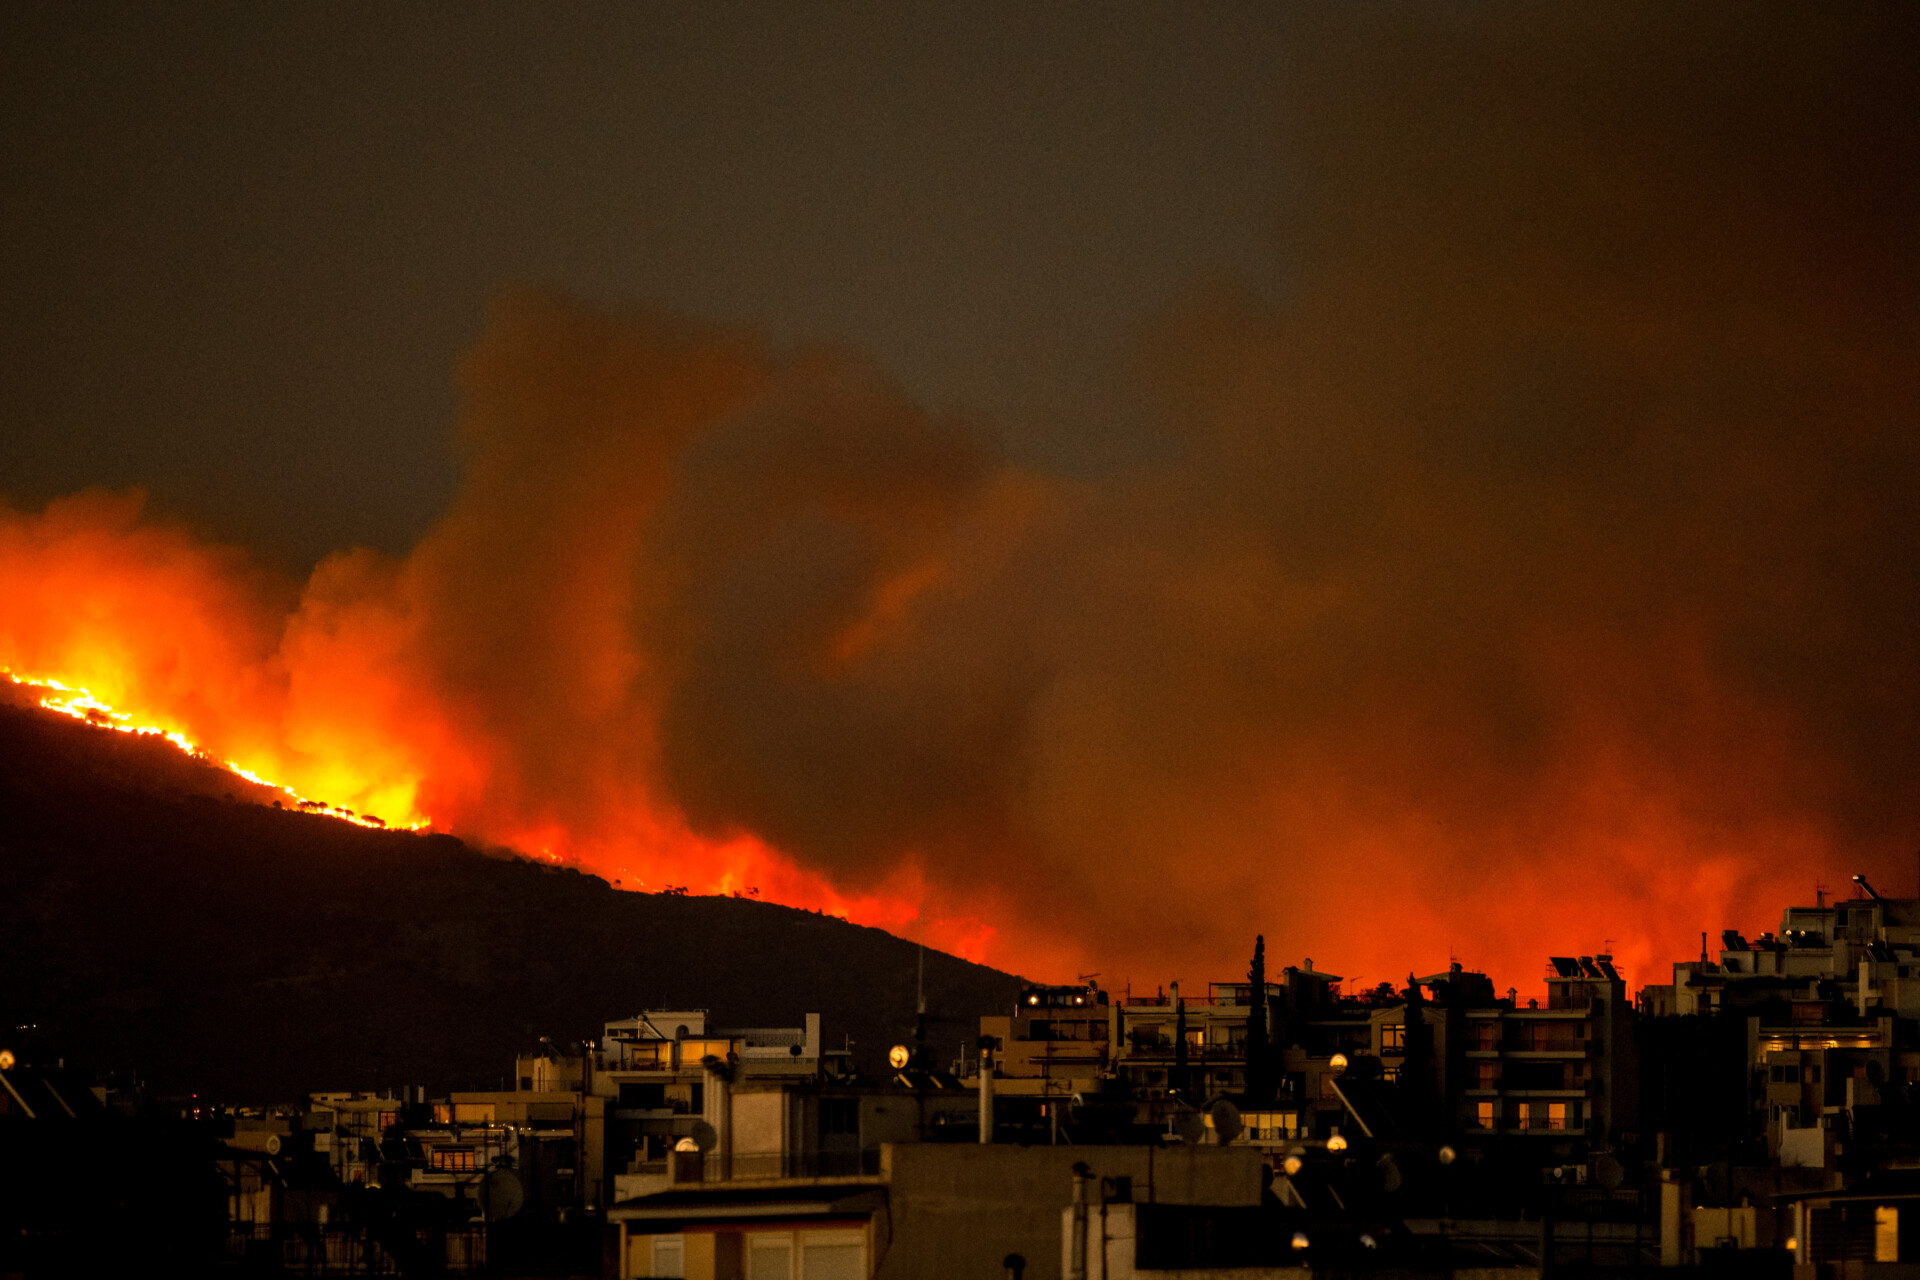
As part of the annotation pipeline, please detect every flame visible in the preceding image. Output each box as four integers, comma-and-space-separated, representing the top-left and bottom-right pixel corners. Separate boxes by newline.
0, 486, 990, 961
4, 668, 412, 830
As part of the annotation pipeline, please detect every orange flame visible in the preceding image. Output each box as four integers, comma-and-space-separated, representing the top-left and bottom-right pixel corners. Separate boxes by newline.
3, 669, 411, 831
0, 486, 998, 963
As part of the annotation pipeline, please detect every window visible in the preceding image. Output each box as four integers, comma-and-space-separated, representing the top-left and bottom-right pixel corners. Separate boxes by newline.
651, 1236, 685, 1278
1471, 1021, 1501, 1050
801, 1241, 863, 1280
1771, 1064, 1801, 1084
619, 1083, 666, 1108
745, 1231, 863, 1280
1244, 1112, 1299, 1141
820, 1098, 859, 1136
1877, 1207, 1899, 1264
748, 1238, 792, 1280
430, 1146, 476, 1172
1476, 1101, 1495, 1129
378, 1111, 398, 1130
1548, 1103, 1568, 1131
519, 1077, 533, 1091
625, 1042, 670, 1068
1808, 1065, 1821, 1084
1380, 1023, 1405, 1051
1475, 1062, 1500, 1088
1517, 1023, 1579, 1051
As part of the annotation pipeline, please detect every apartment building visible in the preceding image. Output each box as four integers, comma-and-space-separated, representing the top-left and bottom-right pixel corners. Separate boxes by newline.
1639, 884, 1920, 1166
1459, 955, 1637, 1147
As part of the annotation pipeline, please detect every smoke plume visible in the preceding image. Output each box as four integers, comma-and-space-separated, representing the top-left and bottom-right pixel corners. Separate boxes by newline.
4, 3, 1916, 990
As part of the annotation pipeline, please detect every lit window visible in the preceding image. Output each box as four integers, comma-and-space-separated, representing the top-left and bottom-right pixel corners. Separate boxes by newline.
1476, 1101, 1495, 1129
1548, 1103, 1568, 1131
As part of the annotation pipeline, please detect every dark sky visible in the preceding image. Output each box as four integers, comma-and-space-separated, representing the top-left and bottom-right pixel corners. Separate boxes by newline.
2, 3, 1287, 568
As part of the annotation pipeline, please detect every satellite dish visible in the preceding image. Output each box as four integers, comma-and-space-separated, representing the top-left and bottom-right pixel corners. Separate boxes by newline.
1208, 1100, 1242, 1144
1595, 1155, 1625, 1189
1172, 1110, 1205, 1144
888, 1045, 911, 1070
265, 1134, 282, 1156
477, 1169, 524, 1222
689, 1119, 718, 1153
1375, 1152, 1402, 1193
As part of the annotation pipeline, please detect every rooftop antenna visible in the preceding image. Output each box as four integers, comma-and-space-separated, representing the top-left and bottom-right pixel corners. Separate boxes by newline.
1816, 882, 1827, 908
913, 940, 927, 1068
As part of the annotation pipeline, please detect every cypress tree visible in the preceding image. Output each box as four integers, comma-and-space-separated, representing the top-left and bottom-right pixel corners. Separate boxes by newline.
1245, 935, 1273, 1105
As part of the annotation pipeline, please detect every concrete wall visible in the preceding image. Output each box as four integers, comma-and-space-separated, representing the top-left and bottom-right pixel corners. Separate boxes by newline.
874, 1143, 1261, 1280
1061, 1206, 1315, 1280
732, 1091, 787, 1168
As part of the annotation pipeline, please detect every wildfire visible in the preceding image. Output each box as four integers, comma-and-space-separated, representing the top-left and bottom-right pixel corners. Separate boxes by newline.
3, 668, 419, 832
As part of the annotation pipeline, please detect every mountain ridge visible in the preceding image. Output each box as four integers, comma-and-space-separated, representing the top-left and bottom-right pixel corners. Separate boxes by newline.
0, 692, 1024, 1101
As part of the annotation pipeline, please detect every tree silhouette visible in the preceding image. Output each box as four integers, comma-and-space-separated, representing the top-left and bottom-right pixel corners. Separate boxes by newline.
1244, 935, 1274, 1106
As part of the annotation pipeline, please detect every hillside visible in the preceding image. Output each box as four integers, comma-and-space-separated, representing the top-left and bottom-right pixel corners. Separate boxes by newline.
0, 695, 1023, 1101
